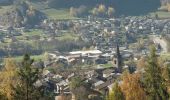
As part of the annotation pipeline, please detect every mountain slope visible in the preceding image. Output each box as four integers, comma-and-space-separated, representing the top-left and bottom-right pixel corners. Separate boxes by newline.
48, 0, 161, 15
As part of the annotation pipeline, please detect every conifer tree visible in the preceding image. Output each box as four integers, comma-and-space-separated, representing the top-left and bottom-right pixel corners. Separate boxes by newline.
143, 46, 169, 100
12, 54, 41, 100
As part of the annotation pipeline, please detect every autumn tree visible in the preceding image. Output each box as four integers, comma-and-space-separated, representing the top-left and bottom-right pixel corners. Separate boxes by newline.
142, 46, 169, 100
107, 82, 124, 100
120, 72, 146, 100
98, 4, 106, 17
92, 7, 99, 16
44, 52, 50, 61
70, 7, 77, 17
108, 7, 115, 17
0, 58, 18, 100
136, 38, 145, 51
137, 56, 146, 71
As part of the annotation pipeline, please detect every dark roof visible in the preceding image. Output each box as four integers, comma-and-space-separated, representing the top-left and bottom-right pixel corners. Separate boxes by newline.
94, 79, 115, 90
102, 68, 115, 75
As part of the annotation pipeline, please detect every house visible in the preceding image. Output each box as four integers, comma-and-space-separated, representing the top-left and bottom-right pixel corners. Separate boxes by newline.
102, 68, 115, 78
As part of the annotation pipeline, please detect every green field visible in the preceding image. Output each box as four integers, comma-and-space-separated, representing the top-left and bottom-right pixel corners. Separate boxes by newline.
160, 53, 170, 61
102, 63, 113, 68
149, 11, 170, 19
23, 29, 78, 41
0, 5, 12, 14
42, 8, 77, 20
13, 54, 44, 62
31, 2, 76, 20
56, 32, 79, 41
24, 29, 44, 36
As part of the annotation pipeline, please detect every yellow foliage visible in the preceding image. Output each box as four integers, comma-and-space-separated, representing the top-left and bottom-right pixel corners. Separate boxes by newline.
167, 3, 170, 12
98, 4, 106, 13
120, 73, 146, 100
0, 58, 18, 100
137, 56, 146, 70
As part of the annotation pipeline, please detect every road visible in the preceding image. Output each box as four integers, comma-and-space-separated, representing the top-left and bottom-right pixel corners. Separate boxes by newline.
152, 35, 168, 53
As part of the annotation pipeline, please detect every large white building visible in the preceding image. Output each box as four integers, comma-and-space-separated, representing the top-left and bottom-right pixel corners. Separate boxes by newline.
69, 50, 102, 55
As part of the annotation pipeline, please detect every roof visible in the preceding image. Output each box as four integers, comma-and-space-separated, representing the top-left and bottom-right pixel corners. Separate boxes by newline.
70, 50, 102, 55
93, 81, 105, 87
103, 69, 115, 75
94, 79, 115, 90
43, 70, 50, 76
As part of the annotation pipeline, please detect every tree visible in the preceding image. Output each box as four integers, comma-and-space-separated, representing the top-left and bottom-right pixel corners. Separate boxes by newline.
12, 54, 41, 100
98, 4, 106, 13
162, 64, 170, 94
70, 76, 90, 100
137, 56, 146, 71
98, 4, 106, 17
108, 7, 115, 17
121, 72, 146, 100
70, 7, 77, 17
142, 46, 169, 100
0, 58, 18, 100
92, 7, 99, 16
136, 38, 145, 51
44, 52, 50, 61
107, 82, 124, 100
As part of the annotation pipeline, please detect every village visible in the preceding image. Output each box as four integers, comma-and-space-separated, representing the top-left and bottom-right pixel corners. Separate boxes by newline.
0, 16, 169, 56
0, 15, 170, 99
37, 16, 170, 99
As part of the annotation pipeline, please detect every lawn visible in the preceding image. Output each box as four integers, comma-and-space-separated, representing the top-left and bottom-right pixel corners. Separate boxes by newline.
149, 11, 170, 19
13, 54, 44, 62
24, 29, 44, 36
31, 2, 77, 20
98, 62, 113, 68
0, 5, 12, 14
160, 53, 170, 61
56, 32, 79, 41
102, 63, 113, 68
42, 8, 77, 20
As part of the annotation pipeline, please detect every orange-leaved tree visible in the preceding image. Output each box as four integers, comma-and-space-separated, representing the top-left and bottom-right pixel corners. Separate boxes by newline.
120, 72, 146, 100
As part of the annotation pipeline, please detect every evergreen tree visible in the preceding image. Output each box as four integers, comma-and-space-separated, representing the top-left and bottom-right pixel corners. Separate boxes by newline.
162, 64, 170, 94
12, 54, 41, 100
107, 82, 124, 100
143, 46, 169, 100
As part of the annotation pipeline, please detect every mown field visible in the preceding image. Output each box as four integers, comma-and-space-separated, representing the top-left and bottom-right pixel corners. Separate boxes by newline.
149, 11, 170, 19
160, 53, 170, 61
42, 8, 77, 20
12, 54, 44, 62
0, 5, 12, 14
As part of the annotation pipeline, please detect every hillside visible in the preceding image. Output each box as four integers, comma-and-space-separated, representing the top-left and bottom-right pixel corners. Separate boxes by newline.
1, 0, 161, 16
0, 0, 169, 23
47, 0, 161, 15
